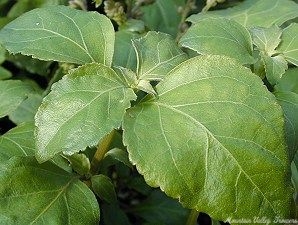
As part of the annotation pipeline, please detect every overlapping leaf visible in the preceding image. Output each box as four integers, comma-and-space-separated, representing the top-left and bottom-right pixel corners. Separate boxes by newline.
0, 122, 35, 162
133, 31, 187, 81
123, 55, 292, 221
35, 63, 136, 162
0, 80, 33, 118
251, 25, 282, 56
188, 0, 298, 28
180, 18, 254, 64
140, 0, 184, 36
0, 6, 114, 65
0, 157, 99, 225
277, 23, 298, 66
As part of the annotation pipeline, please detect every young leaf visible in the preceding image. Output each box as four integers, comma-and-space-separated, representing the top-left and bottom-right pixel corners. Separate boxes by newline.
123, 55, 292, 221
91, 174, 117, 204
35, 63, 136, 162
0, 80, 33, 118
0, 122, 35, 162
277, 23, 298, 66
188, 0, 298, 28
275, 68, 298, 94
250, 25, 282, 56
179, 18, 254, 65
262, 54, 288, 86
113, 31, 139, 71
140, 0, 184, 36
64, 152, 91, 175
133, 31, 187, 81
0, 157, 99, 225
104, 148, 132, 168
0, 6, 115, 66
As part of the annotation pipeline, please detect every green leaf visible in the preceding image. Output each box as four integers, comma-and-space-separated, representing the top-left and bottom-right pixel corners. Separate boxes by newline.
7, 0, 68, 18
188, 0, 298, 28
0, 122, 35, 162
275, 68, 298, 94
9, 93, 42, 124
0, 66, 12, 80
132, 190, 189, 225
64, 152, 90, 175
0, 80, 33, 118
104, 148, 132, 168
262, 54, 288, 86
277, 23, 298, 66
0, 5, 115, 66
180, 18, 254, 65
140, 0, 184, 36
123, 55, 292, 221
35, 63, 136, 162
0, 156, 99, 225
91, 174, 117, 204
133, 31, 187, 81
275, 91, 298, 161
7, 54, 52, 76
250, 25, 282, 56
101, 203, 131, 225
113, 31, 139, 71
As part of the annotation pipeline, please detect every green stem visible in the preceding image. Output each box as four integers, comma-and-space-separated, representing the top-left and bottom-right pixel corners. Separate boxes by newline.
186, 209, 200, 225
90, 129, 116, 175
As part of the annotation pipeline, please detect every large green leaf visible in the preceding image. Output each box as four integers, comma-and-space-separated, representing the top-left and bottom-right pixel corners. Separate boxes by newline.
275, 91, 298, 161
0, 6, 114, 65
123, 55, 292, 221
0, 122, 35, 162
140, 0, 184, 36
35, 63, 136, 162
0, 80, 33, 118
133, 31, 187, 81
179, 18, 254, 65
0, 157, 99, 225
188, 0, 298, 28
277, 23, 298, 66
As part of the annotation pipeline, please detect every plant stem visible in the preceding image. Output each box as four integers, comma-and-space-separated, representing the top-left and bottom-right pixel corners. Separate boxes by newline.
186, 209, 200, 225
90, 129, 116, 175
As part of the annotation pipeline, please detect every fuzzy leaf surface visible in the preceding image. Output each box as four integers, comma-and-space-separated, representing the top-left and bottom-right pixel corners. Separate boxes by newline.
0, 6, 114, 65
133, 31, 187, 81
123, 55, 292, 221
0, 157, 99, 225
180, 18, 254, 65
35, 63, 136, 162
188, 0, 298, 28
263, 54, 288, 85
0, 80, 33, 118
251, 25, 282, 56
277, 23, 298, 66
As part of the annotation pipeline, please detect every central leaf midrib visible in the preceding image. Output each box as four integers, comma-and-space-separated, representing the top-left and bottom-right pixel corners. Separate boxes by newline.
154, 102, 278, 214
